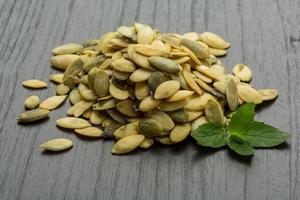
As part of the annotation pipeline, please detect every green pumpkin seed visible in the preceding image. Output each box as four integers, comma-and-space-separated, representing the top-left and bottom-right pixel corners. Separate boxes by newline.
63, 75, 76, 89
168, 109, 189, 123
24, 95, 40, 110
52, 43, 82, 55
56, 117, 91, 129
106, 109, 127, 124
146, 110, 175, 131
75, 127, 103, 137
205, 99, 224, 123
181, 39, 209, 59
116, 99, 140, 117
83, 55, 106, 73
112, 134, 145, 154
39, 95, 67, 110
103, 123, 122, 138
17, 108, 49, 122
148, 71, 169, 93
226, 79, 239, 111
63, 58, 83, 80
148, 56, 180, 73
93, 70, 110, 97
138, 118, 163, 137
40, 138, 73, 151
50, 54, 80, 70
22, 79, 48, 89
93, 99, 118, 110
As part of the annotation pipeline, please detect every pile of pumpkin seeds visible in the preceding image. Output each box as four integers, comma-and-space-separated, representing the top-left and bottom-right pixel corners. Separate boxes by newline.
17, 23, 279, 154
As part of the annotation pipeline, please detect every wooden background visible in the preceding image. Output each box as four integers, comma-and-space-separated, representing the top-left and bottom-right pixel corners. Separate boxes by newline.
0, 0, 299, 199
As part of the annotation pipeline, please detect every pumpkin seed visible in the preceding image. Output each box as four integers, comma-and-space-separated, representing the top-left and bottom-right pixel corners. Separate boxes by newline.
134, 44, 168, 57
182, 64, 203, 95
56, 117, 91, 129
63, 75, 77, 89
168, 109, 189, 123
195, 65, 226, 81
56, 83, 70, 95
114, 122, 139, 140
146, 110, 174, 131
170, 123, 191, 143
226, 79, 239, 111
109, 82, 129, 100
40, 138, 73, 151
103, 123, 122, 138
182, 32, 199, 40
17, 108, 49, 122
90, 111, 105, 125
185, 93, 215, 111
237, 85, 263, 104
154, 80, 180, 99
50, 54, 80, 70
49, 74, 64, 84
192, 70, 213, 83
166, 90, 194, 102
82, 39, 99, 47
258, 89, 278, 101
139, 96, 161, 112
75, 127, 103, 137
78, 83, 98, 100
148, 71, 169, 93
93, 70, 110, 97
93, 99, 118, 110
209, 48, 227, 57
52, 43, 82, 55
127, 45, 154, 70
72, 100, 94, 117
205, 99, 224, 123
112, 70, 130, 81
112, 134, 145, 154
83, 55, 106, 73
199, 32, 230, 49
69, 88, 82, 105
181, 46, 201, 65
232, 64, 252, 82
39, 95, 67, 110
181, 39, 209, 59
24, 95, 40, 110
111, 58, 136, 73
155, 136, 174, 145
135, 82, 150, 100
138, 118, 163, 137
148, 56, 180, 73
169, 73, 189, 90
159, 99, 189, 112
106, 109, 127, 124
139, 137, 154, 149
63, 58, 83, 81
191, 116, 208, 131
116, 99, 140, 117
82, 108, 93, 119
137, 25, 154, 44
117, 26, 135, 38
186, 110, 203, 122
213, 81, 226, 94
22, 79, 47, 89
129, 68, 151, 82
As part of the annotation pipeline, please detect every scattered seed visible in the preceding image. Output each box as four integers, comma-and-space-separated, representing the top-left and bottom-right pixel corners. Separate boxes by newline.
40, 138, 73, 151
39, 95, 67, 110
24, 95, 40, 110
22, 80, 47, 89
258, 89, 278, 101
233, 64, 252, 82
17, 108, 49, 122
56, 117, 91, 129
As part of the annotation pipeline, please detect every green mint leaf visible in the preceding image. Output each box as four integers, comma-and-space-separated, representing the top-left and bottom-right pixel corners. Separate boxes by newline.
241, 121, 289, 147
227, 135, 253, 156
191, 122, 228, 148
228, 103, 255, 136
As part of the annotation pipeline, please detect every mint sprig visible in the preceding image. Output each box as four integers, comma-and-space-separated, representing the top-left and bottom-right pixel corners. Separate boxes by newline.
191, 103, 289, 156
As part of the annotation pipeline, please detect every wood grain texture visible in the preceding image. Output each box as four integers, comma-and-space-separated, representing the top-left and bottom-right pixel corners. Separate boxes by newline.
0, 0, 299, 199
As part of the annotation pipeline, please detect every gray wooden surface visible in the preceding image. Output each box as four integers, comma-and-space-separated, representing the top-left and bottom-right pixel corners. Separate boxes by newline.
0, 0, 299, 199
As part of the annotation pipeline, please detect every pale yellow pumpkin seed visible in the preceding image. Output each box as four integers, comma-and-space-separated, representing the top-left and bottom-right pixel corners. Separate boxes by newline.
24, 95, 40, 110
112, 134, 145, 154
75, 127, 103, 137
40, 138, 73, 151
39, 95, 67, 110
22, 79, 48, 89
56, 117, 91, 129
